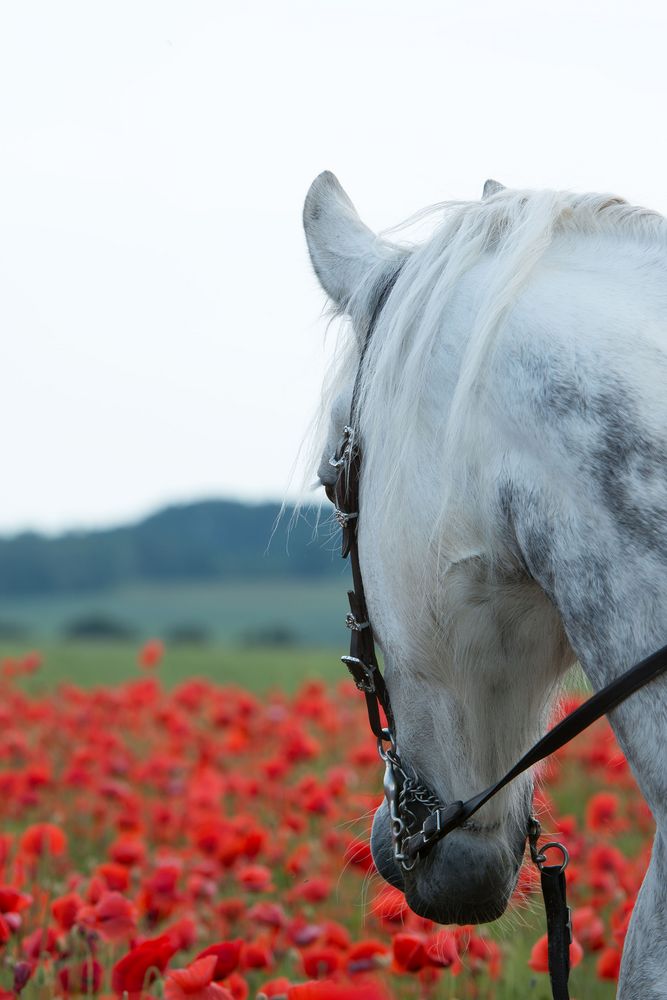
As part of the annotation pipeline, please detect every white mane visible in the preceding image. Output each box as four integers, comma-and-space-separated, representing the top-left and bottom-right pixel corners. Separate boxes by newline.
314, 187, 667, 520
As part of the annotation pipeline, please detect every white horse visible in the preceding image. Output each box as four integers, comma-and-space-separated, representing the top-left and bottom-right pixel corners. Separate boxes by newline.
303, 172, 667, 998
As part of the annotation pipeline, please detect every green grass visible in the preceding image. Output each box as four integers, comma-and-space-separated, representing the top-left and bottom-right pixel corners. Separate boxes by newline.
1, 640, 343, 693
0, 577, 348, 646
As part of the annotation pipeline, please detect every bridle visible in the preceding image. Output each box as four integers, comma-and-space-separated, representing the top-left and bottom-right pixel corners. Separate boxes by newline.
327, 420, 667, 1000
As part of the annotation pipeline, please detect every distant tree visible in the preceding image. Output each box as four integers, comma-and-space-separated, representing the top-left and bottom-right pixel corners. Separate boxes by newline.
0, 501, 335, 597
240, 624, 299, 647
63, 614, 137, 641
166, 623, 211, 645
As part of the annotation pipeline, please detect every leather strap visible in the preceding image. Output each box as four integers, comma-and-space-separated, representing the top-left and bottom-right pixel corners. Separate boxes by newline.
541, 864, 571, 1000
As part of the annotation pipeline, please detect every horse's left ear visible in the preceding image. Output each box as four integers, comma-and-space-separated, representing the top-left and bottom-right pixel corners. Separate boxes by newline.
482, 179, 505, 199
303, 171, 406, 320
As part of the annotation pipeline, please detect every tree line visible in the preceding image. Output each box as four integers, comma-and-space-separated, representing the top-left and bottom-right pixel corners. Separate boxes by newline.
0, 500, 339, 596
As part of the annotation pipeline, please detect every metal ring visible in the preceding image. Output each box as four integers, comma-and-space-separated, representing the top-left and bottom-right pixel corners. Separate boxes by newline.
376, 729, 396, 759
538, 841, 569, 873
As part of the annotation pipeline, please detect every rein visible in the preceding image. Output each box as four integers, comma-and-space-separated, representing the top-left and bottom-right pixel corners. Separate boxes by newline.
329, 422, 667, 1000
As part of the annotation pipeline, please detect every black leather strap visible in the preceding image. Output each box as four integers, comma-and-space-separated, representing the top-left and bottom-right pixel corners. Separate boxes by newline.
541, 865, 571, 1000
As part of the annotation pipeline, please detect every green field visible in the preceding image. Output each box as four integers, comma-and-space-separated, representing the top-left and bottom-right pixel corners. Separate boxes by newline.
1, 640, 344, 693
0, 577, 348, 646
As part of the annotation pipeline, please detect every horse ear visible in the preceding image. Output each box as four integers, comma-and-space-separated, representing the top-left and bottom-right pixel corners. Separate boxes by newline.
303, 171, 404, 316
482, 178, 505, 199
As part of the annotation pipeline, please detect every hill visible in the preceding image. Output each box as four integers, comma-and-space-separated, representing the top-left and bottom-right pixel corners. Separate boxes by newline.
0, 500, 339, 597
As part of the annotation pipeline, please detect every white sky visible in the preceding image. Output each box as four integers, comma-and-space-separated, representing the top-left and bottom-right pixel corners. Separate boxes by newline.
2, 0, 667, 532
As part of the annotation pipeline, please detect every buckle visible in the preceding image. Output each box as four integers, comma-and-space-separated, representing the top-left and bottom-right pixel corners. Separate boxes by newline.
341, 655, 376, 693
421, 800, 465, 847
346, 613, 369, 631
420, 811, 443, 846
334, 508, 358, 528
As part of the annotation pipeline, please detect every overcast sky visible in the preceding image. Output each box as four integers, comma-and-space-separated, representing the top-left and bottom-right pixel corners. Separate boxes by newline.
2, 0, 667, 533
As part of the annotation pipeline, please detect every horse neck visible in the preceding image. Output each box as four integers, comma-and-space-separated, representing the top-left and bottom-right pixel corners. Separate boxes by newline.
506, 432, 667, 829
515, 492, 667, 812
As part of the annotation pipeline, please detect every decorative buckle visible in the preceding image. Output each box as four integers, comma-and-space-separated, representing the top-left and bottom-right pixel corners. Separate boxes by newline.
341, 655, 376, 693
346, 613, 369, 631
334, 508, 358, 528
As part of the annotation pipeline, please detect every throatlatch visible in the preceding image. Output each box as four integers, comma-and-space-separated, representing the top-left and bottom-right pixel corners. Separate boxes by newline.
329, 421, 667, 1000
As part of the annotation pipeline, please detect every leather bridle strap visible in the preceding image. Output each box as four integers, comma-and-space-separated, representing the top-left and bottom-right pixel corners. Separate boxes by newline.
329, 430, 394, 741
402, 640, 667, 858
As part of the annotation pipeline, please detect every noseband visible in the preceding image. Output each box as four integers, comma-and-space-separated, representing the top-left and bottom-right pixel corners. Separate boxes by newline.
328, 422, 667, 1000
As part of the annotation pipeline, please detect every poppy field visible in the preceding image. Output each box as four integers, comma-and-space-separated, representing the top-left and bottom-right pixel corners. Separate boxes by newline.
0, 644, 651, 999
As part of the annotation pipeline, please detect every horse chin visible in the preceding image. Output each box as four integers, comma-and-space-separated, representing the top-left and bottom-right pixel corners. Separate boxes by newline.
371, 802, 526, 924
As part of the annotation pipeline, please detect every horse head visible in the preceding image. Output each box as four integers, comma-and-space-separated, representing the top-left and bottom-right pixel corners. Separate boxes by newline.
303, 172, 574, 924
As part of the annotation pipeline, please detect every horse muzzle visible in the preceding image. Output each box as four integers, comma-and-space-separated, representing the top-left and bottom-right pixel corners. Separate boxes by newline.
371, 799, 526, 924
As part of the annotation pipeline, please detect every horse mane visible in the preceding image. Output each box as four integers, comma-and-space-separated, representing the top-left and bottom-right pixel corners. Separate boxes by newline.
312, 187, 667, 526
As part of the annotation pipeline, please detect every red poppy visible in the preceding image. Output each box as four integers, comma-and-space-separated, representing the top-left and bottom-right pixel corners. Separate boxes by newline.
237, 864, 273, 893
528, 934, 583, 972
0, 887, 32, 915
19, 823, 66, 858
597, 947, 622, 981
346, 940, 389, 974
218, 972, 248, 1000
242, 940, 274, 970
165, 916, 198, 951
247, 902, 287, 928
425, 929, 460, 970
108, 835, 146, 867
195, 941, 243, 980
164, 956, 233, 1000
291, 877, 331, 903
111, 934, 177, 999
302, 946, 342, 979
585, 792, 620, 832
257, 978, 292, 999
20, 651, 42, 674
138, 639, 165, 669
96, 861, 131, 891
51, 892, 83, 931
343, 838, 375, 874
392, 933, 429, 972
371, 886, 408, 924
572, 905, 605, 952
80, 891, 137, 942
22, 927, 58, 960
